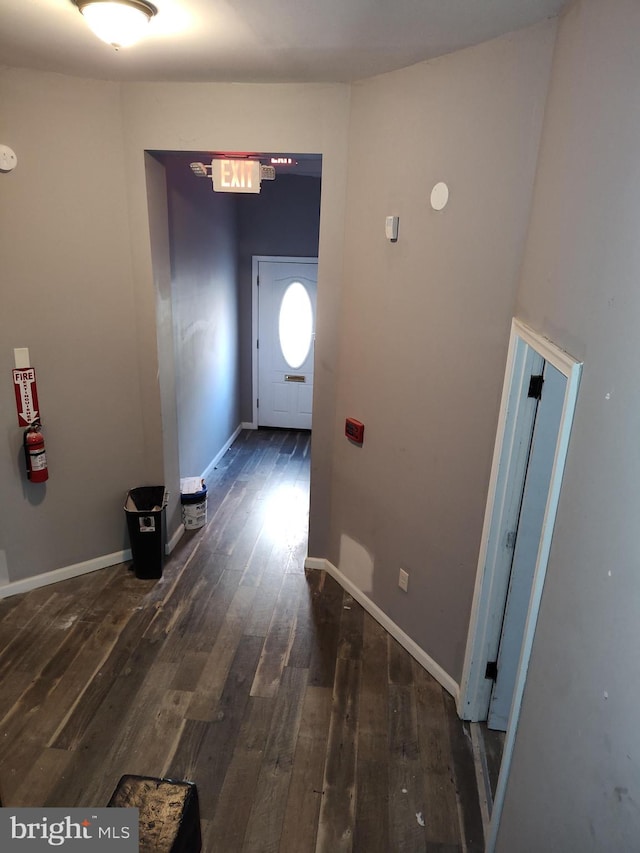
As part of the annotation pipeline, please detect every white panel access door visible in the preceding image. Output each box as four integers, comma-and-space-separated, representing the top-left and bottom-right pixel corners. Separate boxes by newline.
487, 360, 567, 730
256, 258, 317, 429
458, 319, 582, 853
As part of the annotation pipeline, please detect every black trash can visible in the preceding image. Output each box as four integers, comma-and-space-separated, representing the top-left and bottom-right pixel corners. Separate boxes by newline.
124, 486, 167, 579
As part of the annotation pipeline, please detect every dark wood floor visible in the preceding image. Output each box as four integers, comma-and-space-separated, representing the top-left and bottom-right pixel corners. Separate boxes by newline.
0, 428, 484, 852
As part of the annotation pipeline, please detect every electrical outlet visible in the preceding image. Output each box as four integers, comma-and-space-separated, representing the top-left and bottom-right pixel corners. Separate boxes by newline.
398, 568, 409, 592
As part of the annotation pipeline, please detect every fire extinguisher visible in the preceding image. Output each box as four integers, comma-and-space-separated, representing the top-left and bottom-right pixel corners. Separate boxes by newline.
24, 419, 49, 483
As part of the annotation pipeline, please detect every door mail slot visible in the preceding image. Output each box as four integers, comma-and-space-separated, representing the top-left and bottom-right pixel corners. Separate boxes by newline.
285, 374, 306, 382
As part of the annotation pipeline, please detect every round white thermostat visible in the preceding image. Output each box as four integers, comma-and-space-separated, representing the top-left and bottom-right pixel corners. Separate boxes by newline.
0, 145, 17, 172
430, 181, 449, 211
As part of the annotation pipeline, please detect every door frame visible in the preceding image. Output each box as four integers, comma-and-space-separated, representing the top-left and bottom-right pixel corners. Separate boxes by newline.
458, 319, 581, 848
251, 255, 318, 429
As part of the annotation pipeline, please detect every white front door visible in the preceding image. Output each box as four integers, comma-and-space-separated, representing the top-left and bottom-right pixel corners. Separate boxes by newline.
257, 259, 317, 429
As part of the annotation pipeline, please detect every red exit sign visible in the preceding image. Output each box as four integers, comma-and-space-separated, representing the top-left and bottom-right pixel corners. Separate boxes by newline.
211, 159, 261, 193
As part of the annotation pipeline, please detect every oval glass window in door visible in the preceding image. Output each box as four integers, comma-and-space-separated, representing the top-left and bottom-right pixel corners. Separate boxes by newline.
278, 281, 313, 369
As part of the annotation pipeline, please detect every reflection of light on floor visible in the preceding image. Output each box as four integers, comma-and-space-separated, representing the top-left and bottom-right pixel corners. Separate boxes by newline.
262, 483, 309, 540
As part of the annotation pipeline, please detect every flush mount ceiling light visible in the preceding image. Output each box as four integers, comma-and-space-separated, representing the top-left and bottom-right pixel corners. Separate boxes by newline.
75, 0, 158, 49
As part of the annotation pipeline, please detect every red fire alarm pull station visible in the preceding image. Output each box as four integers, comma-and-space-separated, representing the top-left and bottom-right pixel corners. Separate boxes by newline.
345, 417, 364, 444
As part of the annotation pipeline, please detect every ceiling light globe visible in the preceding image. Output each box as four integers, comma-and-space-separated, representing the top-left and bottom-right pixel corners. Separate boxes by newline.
77, 0, 157, 49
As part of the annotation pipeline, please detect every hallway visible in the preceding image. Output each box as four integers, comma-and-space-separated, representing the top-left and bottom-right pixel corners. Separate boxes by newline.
0, 428, 483, 852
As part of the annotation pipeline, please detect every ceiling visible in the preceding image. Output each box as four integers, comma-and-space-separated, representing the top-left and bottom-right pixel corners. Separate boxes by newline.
2, 0, 567, 84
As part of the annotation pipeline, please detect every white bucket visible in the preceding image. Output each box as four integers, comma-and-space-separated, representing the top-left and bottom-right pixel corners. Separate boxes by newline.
180, 480, 207, 530
182, 498, 207, 529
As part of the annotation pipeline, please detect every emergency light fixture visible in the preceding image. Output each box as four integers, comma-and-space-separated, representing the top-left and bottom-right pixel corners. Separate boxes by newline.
189, 160, 276, 193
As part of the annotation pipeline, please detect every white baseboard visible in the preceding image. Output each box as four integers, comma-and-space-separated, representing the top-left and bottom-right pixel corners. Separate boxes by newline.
2, 521, 186, 600
0, 550, 133, 600
201, 424, 244, 484
242, 421, 257, 430
305, 556, 460, 702
166, 523, 185, 555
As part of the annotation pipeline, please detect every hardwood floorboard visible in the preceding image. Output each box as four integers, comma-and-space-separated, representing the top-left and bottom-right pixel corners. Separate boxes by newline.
315, 656, 360, 853
10, 748, 73, 808
201, 483, 252, 558
143, 549, 221, 646
215, 487, 262, 559
279, 685, 332, 853
337, 593, 364, 662
238, 526, 277, 589
49, 604, 160, 751
186, 585, 257, 722
0, 591, 81, 681
189, 634, 264, 821
413, 659, 461, 848
389, 633, 415, 687
206, 696, 275, 853
241, 666, 308, 852
156, 566, 245, 663
163, 718, 210, 782
388, 682, 427, 853
286, 574, 318, 669
0, 617, 124, 755
44, 638, 164, 807
0, 592, 31, 623
250, 574, 303, 698
0, 671, 34, 728
306, 570, 343, 689
76, 662, 187, 808
353, 613, 390, 853
243, 563, 284, 637
226, 511, 267, 575
169, 650, 209, 692
0, 428, 483, 852
444, 694, 485, 853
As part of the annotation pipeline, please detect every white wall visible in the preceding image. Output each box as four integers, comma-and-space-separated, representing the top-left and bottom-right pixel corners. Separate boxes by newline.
325, 22, 557, 681
119, 82, 351, 555
163, 155, 240, 480
0, 72, 350, 586
144, 152, 182, 539
0, 69, 149, 584
496, 1, 640, 848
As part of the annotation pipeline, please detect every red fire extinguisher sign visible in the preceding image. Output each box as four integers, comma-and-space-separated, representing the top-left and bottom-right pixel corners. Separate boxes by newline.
13, 368, 40, 427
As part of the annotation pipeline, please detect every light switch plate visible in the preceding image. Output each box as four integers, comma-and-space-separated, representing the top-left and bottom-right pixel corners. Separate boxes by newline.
14, 348, 30, 369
